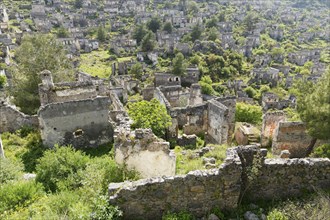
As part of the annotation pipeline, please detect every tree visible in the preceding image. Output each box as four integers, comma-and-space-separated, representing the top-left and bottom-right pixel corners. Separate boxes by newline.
133, 24, 147, 45
129, 63, 143, 80
97, 26, 106, 42
205, 16, 218, 28
172, 52, 186, 76
74, 0, 83, 8
191, 23, 203, 42
163, 22, 173, 34
199, 75, 218, 96
141, 31, 156, 52
127, 98, 172, 138
296, 70, 330, 155
147, 16, 162, 33
9, 34, 73, 114
235, 102, 263, 125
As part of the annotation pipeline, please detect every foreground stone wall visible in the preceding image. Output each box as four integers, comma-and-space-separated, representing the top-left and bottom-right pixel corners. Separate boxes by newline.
109, 146, 330, 219
38, 97, 113, 148
0, 101, 39, 133
109, 148, 242, 219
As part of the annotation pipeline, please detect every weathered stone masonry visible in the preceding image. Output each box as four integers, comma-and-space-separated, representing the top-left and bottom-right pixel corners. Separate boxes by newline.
38, 97, 113, 148
109, 146, 330, 219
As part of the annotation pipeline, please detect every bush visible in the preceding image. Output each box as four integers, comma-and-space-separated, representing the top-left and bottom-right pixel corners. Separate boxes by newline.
128, 98, 172, 138
0, 158, 23, 184
35, 145, 90, 192
235, 102, 263, 125
27, 190, 90, 220
311, 144, 330, 158
0, 181, 44, 213
81, 156, 139, 195
90, 195, 123, 220
267, 209, 288, 220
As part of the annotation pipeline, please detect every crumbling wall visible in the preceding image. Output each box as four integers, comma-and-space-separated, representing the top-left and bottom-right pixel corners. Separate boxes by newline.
182, 104, 208, 135
0, 101, 39, 133
114, 128, 176, 178
109, 148, 242, 219
261, 111, 286, 147
236, 146, 330, 201
272, 121, 312, 157
207, 100, 229, 144
215, 97, 236, 144
38, 97, 113, 148
109, 146, 330, 219
160, 85, 190, 108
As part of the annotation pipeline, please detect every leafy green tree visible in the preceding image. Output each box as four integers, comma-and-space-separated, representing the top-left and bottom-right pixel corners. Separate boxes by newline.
97, 26, 106, 42
235, 102, 263, 125
147, 16, 162, 33
172, 52, 186, 76
141, 31, 156, 52
129, 63, 143, 80
163, 22, 173, 34
297, 70, 330, 155
128, 99, 172, 138
36, 146, 90, 192
133, 24, 147, 45
191, 23, 203, 42
9, 34, 74, 114
74, 0, 83, 8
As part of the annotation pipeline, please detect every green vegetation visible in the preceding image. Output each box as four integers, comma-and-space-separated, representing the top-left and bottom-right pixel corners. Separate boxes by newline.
9, 34, 74, 114
0, 75, 6, 88
79, 49, 112, 78
175, 145, 227, 174
127, 98, 172, 138
172, 52, 186, 76
0, 129, 138, 219
235, 102, 263, 125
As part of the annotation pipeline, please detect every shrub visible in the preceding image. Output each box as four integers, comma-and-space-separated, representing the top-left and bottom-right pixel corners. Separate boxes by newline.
0, 181, 44, 213
0, 158, 23, 184
235, 102, 263, 125
27, 190, 90, 220
128, 98, 172, 138
35, 145, 90, 192
311, 144, 330, 158
90, 195, 123, 220
267, 209, 288, 220
81, 156, 139, 195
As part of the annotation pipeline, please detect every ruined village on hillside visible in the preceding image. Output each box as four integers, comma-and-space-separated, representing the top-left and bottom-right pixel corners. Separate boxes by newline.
0, 0, 329, 219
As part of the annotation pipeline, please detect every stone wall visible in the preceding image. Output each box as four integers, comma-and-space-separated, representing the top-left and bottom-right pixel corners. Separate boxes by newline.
38, 97, 113, 148
207, 99, 229, 144
109, 148, 242, 219
160, 85, 190, 108
272, 121, 312, 157
261, 111, 286, 147
108, 146, 330, 219
0, 101, 39, 133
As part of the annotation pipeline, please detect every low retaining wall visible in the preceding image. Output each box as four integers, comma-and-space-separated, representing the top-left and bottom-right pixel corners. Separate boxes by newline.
108, 146, 330, 219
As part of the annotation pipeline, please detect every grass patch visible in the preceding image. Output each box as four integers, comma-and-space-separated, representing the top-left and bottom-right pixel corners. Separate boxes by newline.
174, 145, 228, 175
79, 50, 112, 78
